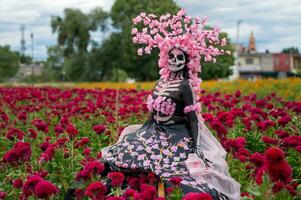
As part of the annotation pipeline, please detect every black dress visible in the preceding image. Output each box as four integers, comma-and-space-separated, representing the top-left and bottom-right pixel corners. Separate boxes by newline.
65, 74, 240, 200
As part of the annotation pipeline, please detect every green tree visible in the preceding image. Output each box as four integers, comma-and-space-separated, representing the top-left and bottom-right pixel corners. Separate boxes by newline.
0, 45, 19, 82
103, 0, 179, 81
281, 47, 299, 54
43, 45, 65, 81
201, 32, 234, 80
15, 52, 32, 64
50, 7, 108, 81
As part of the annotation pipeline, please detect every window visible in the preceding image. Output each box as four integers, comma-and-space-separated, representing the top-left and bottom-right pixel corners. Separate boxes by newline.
245, 58, 253, 64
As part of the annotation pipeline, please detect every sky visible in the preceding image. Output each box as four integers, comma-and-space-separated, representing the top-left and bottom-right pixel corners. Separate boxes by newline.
0, 0, 300, 60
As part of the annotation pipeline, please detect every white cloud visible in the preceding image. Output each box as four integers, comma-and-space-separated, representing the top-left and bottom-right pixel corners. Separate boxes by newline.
176, 0, 301, 52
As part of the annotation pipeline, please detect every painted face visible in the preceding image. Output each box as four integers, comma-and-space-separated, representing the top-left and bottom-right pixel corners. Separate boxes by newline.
168, 48, 186, 72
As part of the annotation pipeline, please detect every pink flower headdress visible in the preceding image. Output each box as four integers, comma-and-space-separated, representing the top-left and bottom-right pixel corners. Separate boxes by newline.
132, 9, 229, 101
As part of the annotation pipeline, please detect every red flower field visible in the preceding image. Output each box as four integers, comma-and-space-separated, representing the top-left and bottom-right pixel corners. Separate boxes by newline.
0, 87, 300, 199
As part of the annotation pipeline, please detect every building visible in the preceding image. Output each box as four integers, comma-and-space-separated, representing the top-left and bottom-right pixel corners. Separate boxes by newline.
235, 32, 301, 79
17, 62, 44, 79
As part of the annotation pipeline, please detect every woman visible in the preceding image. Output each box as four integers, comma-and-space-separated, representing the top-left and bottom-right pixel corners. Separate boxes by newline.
66, 9, 240, 200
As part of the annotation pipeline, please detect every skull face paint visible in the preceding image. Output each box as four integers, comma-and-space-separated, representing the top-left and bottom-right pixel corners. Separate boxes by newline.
168, 48, 186, 72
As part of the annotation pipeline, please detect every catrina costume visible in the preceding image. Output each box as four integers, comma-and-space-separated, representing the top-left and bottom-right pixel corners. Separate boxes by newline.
65, 9, 240, 200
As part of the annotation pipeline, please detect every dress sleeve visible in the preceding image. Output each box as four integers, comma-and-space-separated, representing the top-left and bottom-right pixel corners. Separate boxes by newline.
181, 80, 202, 150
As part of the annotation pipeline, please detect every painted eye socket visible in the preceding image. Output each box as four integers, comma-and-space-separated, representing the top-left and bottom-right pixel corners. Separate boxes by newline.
169, 54, 175, 59
177, 54, 184, 60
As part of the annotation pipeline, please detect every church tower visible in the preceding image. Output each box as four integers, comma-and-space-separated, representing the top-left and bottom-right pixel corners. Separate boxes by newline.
248, 31, 256, 53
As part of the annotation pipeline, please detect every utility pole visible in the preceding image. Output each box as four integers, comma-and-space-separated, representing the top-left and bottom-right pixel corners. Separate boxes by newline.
234, 20, 242, 79
31, 30, 34, 84
20, 24, 26, 56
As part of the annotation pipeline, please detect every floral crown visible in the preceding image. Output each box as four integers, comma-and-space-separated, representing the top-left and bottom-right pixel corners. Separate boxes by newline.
132, 9, 229, 101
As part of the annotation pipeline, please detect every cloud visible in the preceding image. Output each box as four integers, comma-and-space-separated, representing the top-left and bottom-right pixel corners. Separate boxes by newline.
176, 0, 301, 53
0, 0, 300, 60
0, 0, 114, 60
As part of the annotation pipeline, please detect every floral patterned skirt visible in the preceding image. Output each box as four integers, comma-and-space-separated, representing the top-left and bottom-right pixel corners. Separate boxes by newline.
101, 121, 230, 200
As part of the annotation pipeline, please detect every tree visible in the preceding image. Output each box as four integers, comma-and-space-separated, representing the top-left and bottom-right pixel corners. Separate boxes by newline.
43, 45, 65, 81
15, 52, 32, 64
0, 45, 19, 82
102, 0, 179, 81
282, 47, 299, 54
50, 7, 108, 81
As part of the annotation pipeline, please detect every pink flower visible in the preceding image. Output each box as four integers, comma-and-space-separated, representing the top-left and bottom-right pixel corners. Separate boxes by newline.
184, 103, 201, 113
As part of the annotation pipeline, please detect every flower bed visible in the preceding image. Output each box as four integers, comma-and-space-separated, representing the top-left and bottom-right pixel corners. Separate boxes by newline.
0, 87, 300, 199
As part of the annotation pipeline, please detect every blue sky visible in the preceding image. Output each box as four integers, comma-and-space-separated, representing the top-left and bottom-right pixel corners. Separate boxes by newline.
0, 0, 300, 60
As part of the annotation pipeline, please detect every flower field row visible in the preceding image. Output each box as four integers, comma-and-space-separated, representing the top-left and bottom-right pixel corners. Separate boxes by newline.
76, 78, 301, 101
0, 86, 301, 199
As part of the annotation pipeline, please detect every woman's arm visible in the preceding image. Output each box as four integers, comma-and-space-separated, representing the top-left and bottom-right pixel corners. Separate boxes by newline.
181, 80, 212, 166
181, 80, 201, 150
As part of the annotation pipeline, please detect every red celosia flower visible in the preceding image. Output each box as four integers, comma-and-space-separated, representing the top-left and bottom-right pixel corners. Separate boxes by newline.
274, 130, 289, 138
66, 123, 79, 139
75, 188, 85, 199
261, 136, 279, 145
108, 172, 124, 187
183, 192, 213, 200
92, 124, 106, 135
0, 191, 7, 199
22, 175, 42, 197
265, 147, 292, 184
12, 178, 23, 188
38, 152, 50, 164
3, 142, 31, 166
40, 141, 51, 151
294, 146, 301, 153
54, 124, 64, 135
234, 90, 241, 98
272, 181, 284, 193
27, 128, 37, 139
76, 169, 92, 181
96, 151, 102, 159
127, 177, 141, 190
278, 116, 291, 127
139, 184, 157, 200
106, 197, 126, 200
166, 187, 174, 195
146, 172, 159, 185
6, 128, 25, 141
34, 180, 59, 198
123, 189, 137, 198
85, 182, 107, 200
169, 177, 182, 186
84, 161, 105, 175
75, 137, 90, 148
32, 118, 49, 133
250, 153, 264, 167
